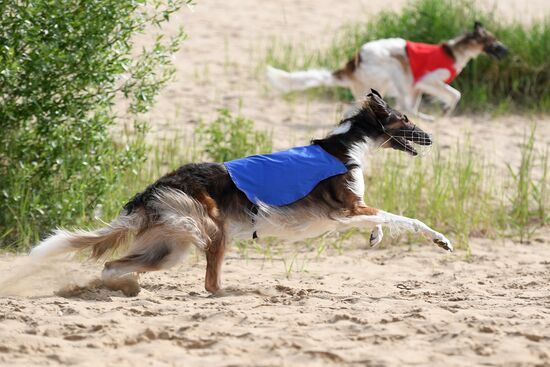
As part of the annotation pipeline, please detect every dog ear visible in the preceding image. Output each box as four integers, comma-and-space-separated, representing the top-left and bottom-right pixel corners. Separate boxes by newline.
366, 89, 385, 106
365, 89, 389, 117
370, 89, 382, 98
474, 21, 484, 33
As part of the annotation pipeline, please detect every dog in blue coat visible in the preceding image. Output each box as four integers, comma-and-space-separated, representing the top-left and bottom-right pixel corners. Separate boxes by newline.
30, 91, 451, 295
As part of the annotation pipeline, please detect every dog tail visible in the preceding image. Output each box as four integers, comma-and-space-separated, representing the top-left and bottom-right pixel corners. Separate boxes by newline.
29, 187, 219, 260
266, 52, 362, 93
266, 65, 349, 93
29, 213, 141, 260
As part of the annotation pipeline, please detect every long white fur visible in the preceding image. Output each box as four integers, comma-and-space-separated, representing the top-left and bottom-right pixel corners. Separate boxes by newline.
338, 210, 452, 251
30, 188, 217, 261
266, 65, 348, 93
345, 140, 370, 199
29, 230, 77, 258
252, 201, 339, 242
150, 187, 218, 250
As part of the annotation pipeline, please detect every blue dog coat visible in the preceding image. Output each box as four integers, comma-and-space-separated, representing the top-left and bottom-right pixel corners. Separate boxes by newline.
224, 145, 348, 206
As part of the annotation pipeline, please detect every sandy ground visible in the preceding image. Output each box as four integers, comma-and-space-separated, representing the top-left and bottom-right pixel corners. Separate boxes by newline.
1, 234, 550, 367
2, 1, 550, 366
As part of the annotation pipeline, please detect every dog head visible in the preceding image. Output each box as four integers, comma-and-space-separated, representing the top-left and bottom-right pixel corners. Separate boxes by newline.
458, 21, 508, 60
361, 90, 432, 156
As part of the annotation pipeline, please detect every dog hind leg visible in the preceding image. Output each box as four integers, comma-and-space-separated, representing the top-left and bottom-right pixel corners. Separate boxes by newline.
414, 70, 461, 117
205, 235, 225, 294
101, 222, 198, 296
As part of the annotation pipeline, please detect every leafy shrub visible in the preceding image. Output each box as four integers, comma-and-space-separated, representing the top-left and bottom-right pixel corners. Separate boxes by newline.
0, 0, 189, 249
196, 109, 273, 162
265, 0, 550, 111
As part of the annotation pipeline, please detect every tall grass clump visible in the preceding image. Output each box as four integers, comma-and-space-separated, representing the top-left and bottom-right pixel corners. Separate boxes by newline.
195, 108, 273, 162
0, 0, 190, 250
364, 129, 549, 249
506, 127, 550, 242
265, 0, 550, 111
365, 144, 497, 249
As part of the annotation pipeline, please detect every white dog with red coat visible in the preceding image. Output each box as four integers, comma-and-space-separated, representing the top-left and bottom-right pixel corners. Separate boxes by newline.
267, 22, 507, 120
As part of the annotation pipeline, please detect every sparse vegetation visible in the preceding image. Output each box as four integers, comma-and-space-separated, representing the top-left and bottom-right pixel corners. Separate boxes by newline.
195, 108, 273, 162
264, 0, 550, 111
506, 127, 550, 242
5, 102, 548, 255
144, 124, 548, 260
229, 128, 548, 256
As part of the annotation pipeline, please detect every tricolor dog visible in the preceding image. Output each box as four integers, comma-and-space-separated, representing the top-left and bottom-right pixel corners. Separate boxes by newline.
267, 22, 507, 120
30, 91, 452, 295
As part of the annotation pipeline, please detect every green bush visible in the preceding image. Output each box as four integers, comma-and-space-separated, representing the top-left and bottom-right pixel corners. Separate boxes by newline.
0, 0, 189, 249
195, 108, 273, 162
265, 0, 550, 111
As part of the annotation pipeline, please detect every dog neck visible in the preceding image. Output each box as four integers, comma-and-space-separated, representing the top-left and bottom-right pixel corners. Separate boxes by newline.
313, 119, 379, 168
446, 38, 483, 73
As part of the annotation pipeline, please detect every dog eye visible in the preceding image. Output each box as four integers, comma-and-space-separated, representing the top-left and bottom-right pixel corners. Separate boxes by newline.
403, 115, 409, 122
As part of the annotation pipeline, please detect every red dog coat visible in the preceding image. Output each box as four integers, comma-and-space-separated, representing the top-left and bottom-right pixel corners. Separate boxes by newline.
406, 41, 457, 84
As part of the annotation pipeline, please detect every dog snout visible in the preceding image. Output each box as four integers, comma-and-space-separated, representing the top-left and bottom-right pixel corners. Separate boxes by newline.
391, 127, 432, 146
484, 42, 508, 60
400, 127, 432, 146
412, 130, 432, 146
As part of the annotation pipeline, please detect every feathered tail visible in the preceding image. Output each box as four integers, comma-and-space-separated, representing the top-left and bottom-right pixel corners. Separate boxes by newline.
29, 214, 141, 260
29, 187, 219, 261
266, 65, 350, 93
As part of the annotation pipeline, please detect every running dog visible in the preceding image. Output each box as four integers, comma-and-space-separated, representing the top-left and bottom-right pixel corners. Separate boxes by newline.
267, 22, 507, 120
30, 91, 452, 295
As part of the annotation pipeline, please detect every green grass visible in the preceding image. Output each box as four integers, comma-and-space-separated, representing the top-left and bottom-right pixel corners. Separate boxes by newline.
506, 127, 550, 242
194, 108, 273, 162
4, 107, 548, 255
264, 0, 550, 111
364, 143, 497, 250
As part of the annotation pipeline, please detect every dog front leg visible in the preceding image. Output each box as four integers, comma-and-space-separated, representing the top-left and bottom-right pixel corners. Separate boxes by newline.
404, 90, 435, 122
440, 84, 461, 116
340, 207, 453, 252
415, 80, 460, 116
369, 224, 384, 247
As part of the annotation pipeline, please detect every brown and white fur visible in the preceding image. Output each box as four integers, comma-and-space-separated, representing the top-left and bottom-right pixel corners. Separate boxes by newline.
30, 91, 452, 295
267, 22, 507, 120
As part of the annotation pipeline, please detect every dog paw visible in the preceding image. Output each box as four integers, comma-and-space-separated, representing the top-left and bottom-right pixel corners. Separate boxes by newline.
432, 233, 453, 252
369, 225, 384, 247
103, 274, 141, 297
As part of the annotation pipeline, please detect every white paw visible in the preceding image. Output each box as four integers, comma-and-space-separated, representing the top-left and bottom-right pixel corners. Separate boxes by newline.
369, 225, 384, 247
443, 105, 456, 118
432, 233, 453, 252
